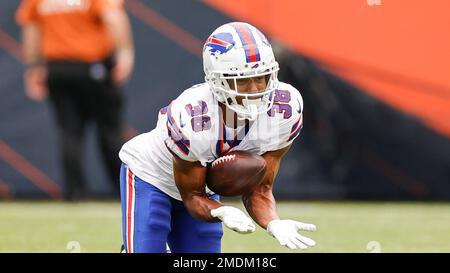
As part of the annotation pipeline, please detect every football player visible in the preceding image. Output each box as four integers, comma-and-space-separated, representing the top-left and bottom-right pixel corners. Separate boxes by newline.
119, 22, 316, 253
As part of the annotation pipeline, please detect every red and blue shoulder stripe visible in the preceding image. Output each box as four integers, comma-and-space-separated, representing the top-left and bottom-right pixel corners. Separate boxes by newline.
166, 103, 190, 155
288, 114, 303, 141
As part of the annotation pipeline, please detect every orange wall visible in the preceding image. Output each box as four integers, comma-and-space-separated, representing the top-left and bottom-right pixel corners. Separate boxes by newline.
203, 0, 450, 137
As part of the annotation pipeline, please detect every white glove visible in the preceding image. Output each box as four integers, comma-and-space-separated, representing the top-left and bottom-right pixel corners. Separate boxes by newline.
211, 206, 256, 234
267, 219, 316, 249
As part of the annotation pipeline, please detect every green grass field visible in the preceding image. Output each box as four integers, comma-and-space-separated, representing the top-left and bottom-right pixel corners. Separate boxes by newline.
1, 200, 450, 253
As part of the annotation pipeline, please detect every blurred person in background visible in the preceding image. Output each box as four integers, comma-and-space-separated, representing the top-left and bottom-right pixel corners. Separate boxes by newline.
16, 0, 134, 201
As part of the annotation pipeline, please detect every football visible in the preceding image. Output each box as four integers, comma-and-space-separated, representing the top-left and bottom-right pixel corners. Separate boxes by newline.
206, 151, 267, 196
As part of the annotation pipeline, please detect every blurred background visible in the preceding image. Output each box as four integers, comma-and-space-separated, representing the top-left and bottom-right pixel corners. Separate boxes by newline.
1, 0, 449, 201
1, 0, 450, 253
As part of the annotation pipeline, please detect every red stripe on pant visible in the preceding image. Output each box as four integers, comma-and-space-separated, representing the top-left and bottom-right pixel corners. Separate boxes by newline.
127, 168, 134, 253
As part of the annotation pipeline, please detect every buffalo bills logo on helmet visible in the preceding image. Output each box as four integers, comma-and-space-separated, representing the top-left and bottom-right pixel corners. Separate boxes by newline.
204, 32, 235, 55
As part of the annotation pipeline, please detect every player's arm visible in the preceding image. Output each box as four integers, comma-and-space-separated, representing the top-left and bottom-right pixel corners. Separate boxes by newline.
172, 153, 256, 233
242, 144, 291, 229
242, 144, 317, 249
172, 153, 221, 222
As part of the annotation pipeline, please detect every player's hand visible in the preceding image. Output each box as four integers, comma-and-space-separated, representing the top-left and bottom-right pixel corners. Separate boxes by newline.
267, 219, 316, 249
211, 206, 256, 234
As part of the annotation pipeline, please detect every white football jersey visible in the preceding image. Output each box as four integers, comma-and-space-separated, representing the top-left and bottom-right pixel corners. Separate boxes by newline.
119, 82, 303, 200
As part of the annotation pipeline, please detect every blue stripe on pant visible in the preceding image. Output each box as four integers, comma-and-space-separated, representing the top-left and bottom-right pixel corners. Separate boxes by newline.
120, 163, 223, 253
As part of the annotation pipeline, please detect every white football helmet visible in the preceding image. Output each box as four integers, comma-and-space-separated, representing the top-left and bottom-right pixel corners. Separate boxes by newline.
203, 22, 279, 120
